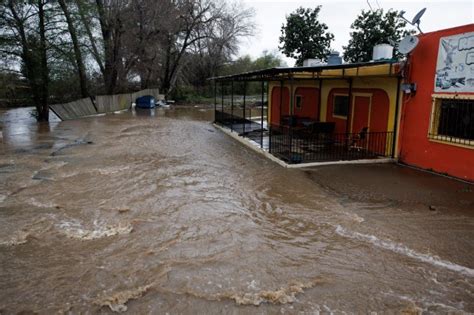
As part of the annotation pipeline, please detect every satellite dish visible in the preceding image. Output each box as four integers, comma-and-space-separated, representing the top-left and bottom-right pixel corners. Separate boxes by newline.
397, 8, 427, 34
398, 35, 419, 54
412, 8, 426, 25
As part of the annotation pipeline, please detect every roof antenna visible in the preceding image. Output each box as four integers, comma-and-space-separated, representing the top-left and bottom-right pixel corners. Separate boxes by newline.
399, 8, 426, 34
375, 0, 381, 9
366, 0, 373, 11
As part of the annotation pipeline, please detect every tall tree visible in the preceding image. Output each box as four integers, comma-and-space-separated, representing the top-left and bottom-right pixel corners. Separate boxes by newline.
58, 0, 88, 98
343, 9, 413, 63
1, 1, 50, 121
143, 0, 254, 96
75, 0, 104, 76
1, 0, 256, 109
94, 0, 127, 94
279, 6, 334, 66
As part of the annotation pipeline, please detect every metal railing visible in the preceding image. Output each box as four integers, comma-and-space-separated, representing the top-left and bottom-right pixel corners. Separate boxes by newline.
269, 125, 394, 163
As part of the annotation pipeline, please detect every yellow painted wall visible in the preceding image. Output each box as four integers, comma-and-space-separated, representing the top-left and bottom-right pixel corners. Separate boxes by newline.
268, 77, 400, 133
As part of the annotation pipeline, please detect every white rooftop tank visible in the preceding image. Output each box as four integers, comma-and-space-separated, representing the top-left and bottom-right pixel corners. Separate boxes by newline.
302, 59, 325, 67
372, 44, 394, 61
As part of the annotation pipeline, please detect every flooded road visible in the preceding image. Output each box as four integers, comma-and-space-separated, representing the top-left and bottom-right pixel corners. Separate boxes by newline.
1, 107, 473, 314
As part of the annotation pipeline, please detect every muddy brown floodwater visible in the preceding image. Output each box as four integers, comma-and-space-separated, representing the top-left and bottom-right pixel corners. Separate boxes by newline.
1, 106, 473, 314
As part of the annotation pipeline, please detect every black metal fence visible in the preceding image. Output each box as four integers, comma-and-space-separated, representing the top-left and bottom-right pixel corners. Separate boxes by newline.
269, 125, 394, 163
215, 109, 265, 135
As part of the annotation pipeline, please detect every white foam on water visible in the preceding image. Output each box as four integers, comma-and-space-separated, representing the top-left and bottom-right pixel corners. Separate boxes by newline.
94, 165, 130, 176
0, 231, 29, 246
247, 279, 259, 290
341, 211, 365, 223
41, 161, 68, 171
56, 170, 81, 179
335, 225, 474, 278
0, 217, 52, 246
57, 220, 133, 240
383, 291, 463, 312
95, 284, 152, 313
27, 198, 56, 208
0, 194, 7, 203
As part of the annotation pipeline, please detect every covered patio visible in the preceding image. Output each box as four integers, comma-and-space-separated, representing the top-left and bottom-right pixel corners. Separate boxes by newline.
210, 61, 401, 165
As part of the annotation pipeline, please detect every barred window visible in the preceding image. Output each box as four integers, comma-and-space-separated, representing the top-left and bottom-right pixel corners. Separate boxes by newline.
429, 97, 474, 147
333, 95, 349, 117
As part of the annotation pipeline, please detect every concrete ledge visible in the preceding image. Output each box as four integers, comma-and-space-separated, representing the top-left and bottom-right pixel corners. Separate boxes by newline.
213, 123, 395, 168
214, 123, 288, 167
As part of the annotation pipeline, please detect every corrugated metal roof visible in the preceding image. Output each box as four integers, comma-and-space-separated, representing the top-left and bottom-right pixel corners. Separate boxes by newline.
208, 60, 400, 81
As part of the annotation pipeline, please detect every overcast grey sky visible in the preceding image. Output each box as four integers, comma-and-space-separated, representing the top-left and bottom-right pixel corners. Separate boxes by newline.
239, 0, 474, 66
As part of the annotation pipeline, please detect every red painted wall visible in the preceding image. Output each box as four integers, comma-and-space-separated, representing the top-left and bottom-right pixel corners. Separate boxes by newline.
294, 87, 320, 120
271, 87, 320, 125
326, 88, 390, 134
398, 24, 474, 182
270, 87, 289, 125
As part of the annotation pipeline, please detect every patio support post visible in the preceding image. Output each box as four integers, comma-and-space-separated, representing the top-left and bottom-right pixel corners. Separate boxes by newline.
221, 81, 224, 118
391, 76, 402, 158
214, 80, 217, 123
243, 81, 246, 134
317, 79, 323, 121
231, 80, 234, 132
345, 78, 353, 150
261, 79, 264, 148
288, 74, 294, 163
279, 80, 283, 126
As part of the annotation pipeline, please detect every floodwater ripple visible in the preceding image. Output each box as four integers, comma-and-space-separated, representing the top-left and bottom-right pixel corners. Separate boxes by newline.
0, 107, 473, 314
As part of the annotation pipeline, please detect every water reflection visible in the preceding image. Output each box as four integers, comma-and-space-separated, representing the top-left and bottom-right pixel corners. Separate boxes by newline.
133, 107, 156, 117
0, 108, 60, 149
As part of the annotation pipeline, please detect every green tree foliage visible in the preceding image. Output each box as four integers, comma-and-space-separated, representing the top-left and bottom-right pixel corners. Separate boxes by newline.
174, 50, 285, 101
222, 50, 285, 76
343, 9, 413, 63
279, 6, 334, 66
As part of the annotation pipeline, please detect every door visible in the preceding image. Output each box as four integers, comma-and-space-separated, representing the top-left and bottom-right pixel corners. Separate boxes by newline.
351, 95, 371, 134
351, 95, 371, 150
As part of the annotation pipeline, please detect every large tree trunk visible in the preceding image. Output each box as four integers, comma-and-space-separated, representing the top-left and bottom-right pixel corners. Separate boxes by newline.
161, 36, 172, 95
58, 0, 88, 98
37, 0, 49, 121
76, 0, 105, 75
7, 0, 49, 122
96, 0, 121, 95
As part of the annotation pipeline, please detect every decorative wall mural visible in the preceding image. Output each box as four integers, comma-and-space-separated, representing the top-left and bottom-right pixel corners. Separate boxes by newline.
434, 31, 474, 92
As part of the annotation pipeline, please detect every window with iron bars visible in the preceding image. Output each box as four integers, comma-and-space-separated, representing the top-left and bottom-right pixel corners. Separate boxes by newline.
429, 96, 474, 147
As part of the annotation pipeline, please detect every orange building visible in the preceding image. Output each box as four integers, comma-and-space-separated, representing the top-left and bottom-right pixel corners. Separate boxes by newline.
211, 24, 474, 182
398, 24, 474, 182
